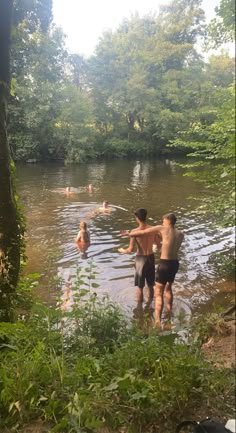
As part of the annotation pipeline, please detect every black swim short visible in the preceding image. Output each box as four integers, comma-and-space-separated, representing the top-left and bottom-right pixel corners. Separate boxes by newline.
155, 259, 179, 285
134, 253, 155, 289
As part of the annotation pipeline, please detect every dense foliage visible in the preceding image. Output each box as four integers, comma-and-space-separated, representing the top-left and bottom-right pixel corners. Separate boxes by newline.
169, 0, 235, 226
0, 275, 234, 433
9, 0, 235, 164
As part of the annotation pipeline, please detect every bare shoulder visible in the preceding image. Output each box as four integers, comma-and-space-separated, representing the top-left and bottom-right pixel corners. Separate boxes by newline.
130, 228, 139, 234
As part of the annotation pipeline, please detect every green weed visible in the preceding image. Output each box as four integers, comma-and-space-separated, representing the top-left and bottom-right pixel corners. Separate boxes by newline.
0, 272, 235, 433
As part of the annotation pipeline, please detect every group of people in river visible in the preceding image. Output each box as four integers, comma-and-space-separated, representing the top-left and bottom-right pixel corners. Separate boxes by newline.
65, 184, 94, 195
71, 183, 184, 328
60, 184, 184, 328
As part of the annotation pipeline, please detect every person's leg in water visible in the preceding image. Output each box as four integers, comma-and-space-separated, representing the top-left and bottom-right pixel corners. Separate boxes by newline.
147, 284, 154, 303
133, 300, 144, 328
135, 257, 145, 302
155, 282, 165, 327
143, 298, 155, 330
145, 254, 155, 303
164, 282, 173, 321
137, 286, 144, 303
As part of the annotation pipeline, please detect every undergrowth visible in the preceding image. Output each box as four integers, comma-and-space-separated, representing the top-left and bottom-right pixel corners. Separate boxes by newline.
0, 269, 235, 433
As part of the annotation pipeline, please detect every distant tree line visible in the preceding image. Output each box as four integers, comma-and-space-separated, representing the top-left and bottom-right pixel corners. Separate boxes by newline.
8, 0, 235, 164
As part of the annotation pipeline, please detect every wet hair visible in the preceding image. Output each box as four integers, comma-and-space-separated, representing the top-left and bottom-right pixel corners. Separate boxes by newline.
163, 213, 177, 225
134, 208, 147, 222
80, 221, 87, 229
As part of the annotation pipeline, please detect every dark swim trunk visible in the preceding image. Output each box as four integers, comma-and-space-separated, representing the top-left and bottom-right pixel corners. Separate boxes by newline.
155, 259, 179, 285
134, 253, 155, 289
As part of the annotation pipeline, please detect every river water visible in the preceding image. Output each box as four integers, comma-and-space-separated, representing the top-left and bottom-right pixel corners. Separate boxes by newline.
17, 159, 235, 319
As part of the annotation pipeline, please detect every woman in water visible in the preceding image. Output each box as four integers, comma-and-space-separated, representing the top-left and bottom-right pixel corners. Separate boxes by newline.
76, 221, 90, 259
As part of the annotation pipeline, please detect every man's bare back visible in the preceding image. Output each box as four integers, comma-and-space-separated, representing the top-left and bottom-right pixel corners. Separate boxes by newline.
130, 226, 161, 256
154, 225, 183, 259
118, 208, 161, 303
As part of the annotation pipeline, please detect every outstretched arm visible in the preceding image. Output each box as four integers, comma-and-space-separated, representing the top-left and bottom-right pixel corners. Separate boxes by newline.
118, 236, 135, 254
129, 225, 162, 237
155, 233, 162, 248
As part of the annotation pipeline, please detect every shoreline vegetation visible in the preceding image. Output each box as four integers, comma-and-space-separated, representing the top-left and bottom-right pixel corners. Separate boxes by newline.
0, 273, 235, 433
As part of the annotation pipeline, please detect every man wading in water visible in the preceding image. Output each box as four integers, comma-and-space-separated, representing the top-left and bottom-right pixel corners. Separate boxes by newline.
118, 208, 161, 303
130, 213, 184, 328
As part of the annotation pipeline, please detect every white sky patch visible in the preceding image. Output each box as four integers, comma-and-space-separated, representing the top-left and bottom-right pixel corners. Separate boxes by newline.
52, 0, 233, 57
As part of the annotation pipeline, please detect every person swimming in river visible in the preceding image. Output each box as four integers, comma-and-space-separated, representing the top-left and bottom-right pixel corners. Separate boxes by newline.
65, 185, 92, 195
76, 221, 90, 243
82, 184, 93, 193
81, 200, 113, 222
53, 186, 89, 195
98, 200, 112, 213
76, 221, 91, 259
65, 186, 72, 195
51, 186, 74, 195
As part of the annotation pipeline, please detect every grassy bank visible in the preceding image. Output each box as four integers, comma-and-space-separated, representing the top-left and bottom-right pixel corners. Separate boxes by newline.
0, 277, 235, 433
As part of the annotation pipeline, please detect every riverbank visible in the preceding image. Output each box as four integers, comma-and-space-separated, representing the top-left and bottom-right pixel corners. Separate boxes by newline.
201, 306, 235, 368
0, 289, 235, 433
9, 320, 236, 433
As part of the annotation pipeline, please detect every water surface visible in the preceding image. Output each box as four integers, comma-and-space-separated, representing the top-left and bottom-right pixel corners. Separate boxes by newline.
17, 159, 235, 316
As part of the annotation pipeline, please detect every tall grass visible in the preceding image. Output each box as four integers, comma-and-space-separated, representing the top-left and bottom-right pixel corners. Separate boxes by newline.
0, 271, 234, 433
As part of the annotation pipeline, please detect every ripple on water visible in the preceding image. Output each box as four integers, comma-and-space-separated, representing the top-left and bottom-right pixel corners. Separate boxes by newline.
18, 162, 235, 313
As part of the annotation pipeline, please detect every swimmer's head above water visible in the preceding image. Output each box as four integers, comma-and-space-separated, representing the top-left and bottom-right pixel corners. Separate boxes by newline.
65, 186, 73, 195
102, 200, 109, 208
98, 200, 110, 213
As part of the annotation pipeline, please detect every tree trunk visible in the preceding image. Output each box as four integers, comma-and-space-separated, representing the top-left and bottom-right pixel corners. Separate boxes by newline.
0, 0, 21, 321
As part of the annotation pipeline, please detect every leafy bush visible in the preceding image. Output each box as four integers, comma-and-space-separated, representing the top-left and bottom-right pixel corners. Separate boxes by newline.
0, 276, 235, 432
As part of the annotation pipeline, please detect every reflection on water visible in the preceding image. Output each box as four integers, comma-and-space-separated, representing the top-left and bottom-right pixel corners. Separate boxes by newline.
17, 159, 235, 315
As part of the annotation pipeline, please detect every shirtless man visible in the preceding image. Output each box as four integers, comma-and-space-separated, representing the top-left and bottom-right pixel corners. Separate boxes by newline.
118, 208, 161, 303
99, 201, 112, 213
130, 213, 184, 327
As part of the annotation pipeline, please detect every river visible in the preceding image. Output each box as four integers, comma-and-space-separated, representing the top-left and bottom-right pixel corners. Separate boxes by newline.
17, 159, 235, 320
